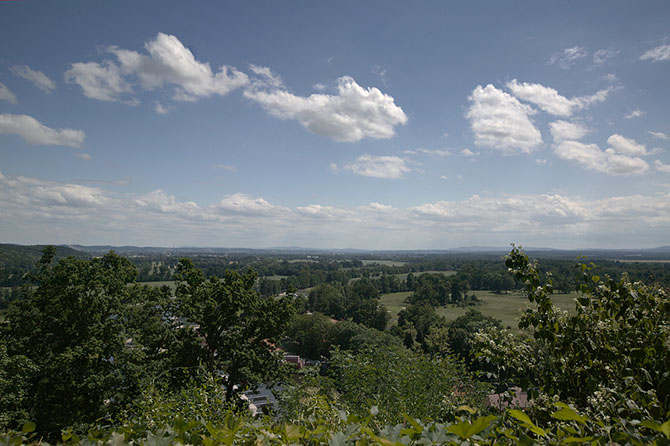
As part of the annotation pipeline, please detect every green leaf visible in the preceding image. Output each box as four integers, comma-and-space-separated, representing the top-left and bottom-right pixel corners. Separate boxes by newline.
508, 409, 533, 426
551, 408, 588, 425
446, 415, 497, 439
562, 436, 593, 443
22, 422, 36, 434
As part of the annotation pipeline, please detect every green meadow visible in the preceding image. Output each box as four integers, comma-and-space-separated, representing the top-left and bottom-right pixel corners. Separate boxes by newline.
380, 289, 579, 330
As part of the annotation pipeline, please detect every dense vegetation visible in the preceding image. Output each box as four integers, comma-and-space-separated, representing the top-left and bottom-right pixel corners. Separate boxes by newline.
0, 245, 669, 444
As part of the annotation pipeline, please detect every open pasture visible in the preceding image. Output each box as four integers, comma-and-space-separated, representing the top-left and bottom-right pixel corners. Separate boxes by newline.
380, 290, 579, 330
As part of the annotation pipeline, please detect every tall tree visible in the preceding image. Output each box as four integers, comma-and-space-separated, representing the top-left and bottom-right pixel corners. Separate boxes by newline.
172, 259, 295, 400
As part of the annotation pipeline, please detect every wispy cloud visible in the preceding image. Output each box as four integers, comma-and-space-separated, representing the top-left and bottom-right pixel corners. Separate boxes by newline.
11, 65, 56, 93
624, 109, 644, 119
592, 48, 619, 66
548, 46, 588, 69
0, 82, 17, 104
640, 42, 670, 62
507, 79, 613, 117
649, 131, 669, 140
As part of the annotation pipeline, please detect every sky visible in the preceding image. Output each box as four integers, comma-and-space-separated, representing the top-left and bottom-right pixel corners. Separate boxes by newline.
1, 1, 669, 249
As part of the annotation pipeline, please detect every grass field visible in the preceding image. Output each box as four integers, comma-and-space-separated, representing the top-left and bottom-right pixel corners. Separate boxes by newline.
361, 259, 407, 267
380, 290, 579, 330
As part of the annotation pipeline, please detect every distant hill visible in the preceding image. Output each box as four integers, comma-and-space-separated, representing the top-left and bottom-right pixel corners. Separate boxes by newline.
0, 244, 87, 287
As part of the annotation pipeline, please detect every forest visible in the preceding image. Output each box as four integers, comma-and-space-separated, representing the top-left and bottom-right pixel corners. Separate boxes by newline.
0, 245, 669, 444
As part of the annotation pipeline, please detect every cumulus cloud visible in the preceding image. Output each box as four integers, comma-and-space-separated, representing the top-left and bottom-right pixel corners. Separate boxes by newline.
466, 84, 542, 154
507, 79, 612, 116
549, 120, 589, 142
245, 75, 407, 142
640, 43, 670, 62
655, 160, 670, 173
649, 131, 669, 140
592, 49, 619, 66
461, 148, 478, 157
65, 61, 132, 102
553, 138, 649, 175
0, 82, 17, 104
344, 154, 410, 179
2, 171, 670, 248
548, 46, 588, 69
10, 65, 56, 93
110, 33, 249, 101
607, 134, 647, 156
624, 109, 644, 119
0, 113, 85, 148
67, 32, 248, 103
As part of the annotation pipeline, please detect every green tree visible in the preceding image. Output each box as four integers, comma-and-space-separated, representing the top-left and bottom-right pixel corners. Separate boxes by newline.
4, 249, 140, 436
172, 259, 295, 401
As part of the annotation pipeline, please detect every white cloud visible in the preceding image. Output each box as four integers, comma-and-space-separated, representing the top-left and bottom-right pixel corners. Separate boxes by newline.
248, 64, 284, 88
655, 160, 670, 173
0, 82, 17, 104
154, 101, 173, 114
548, 46, 588, 69
640, 43, 670, 62
507, 79, 612, 116
110, 33, 249, 101
65, 61, 132, 102
536, 159, 548, 165
440, 175, 448, 180
549, 120, 589, 142
624, 109, 644, 119
214, 193, 287, 215
602, 73, 618, 83
77, 153, 91, 160
607, 134, 647, 156
461, 148, 478, 157
344, 154, 410, 179
2, 171, 670, 248
0, 113, 85, 148
245, 75, 407, 142
406, 148, 450, 157
553, 139, 649, 175
592, 49, 619, 66
10, 65, 56, 93
649, 131, 669, 140
466, 84, 542, 154
68, 32, 248, 103
329, 162, 338, 171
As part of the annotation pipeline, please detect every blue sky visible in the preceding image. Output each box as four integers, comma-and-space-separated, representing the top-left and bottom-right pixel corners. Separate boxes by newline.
1, 1, 669, 249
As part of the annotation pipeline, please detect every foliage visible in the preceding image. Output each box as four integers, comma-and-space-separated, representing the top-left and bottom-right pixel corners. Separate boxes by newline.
172, 259, 296, 400
474, 245, 670, 421
324, 345, 491, 424
3, 250, 141, 435
284, 313, 400, 360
